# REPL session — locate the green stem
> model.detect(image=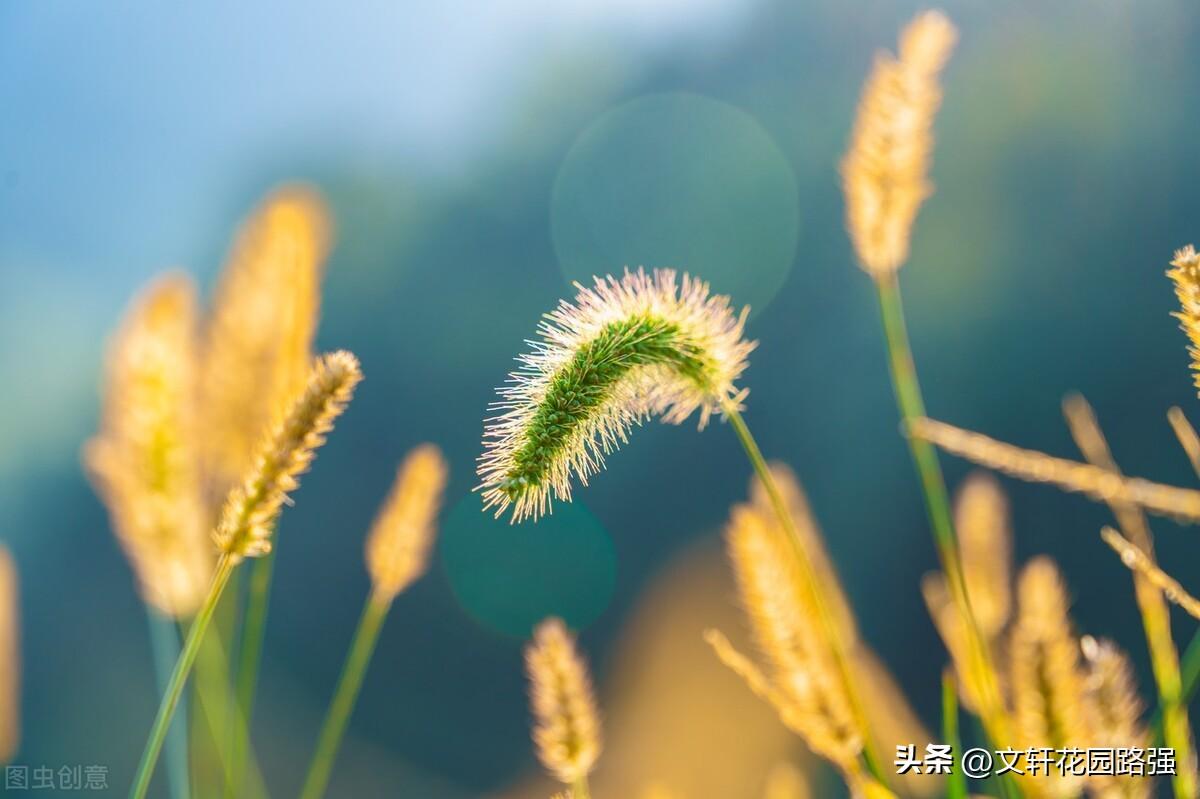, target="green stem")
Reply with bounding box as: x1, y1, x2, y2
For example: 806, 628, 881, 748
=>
298, 590, 391, 799
723, 402, 889, 788
942, 670, 967, 799
1150, 626, 1200, 746
146, 611, 189, 799
131, 556, 236, 799
571, 775, 592, 799
227, 552, 276, 798
874, 275, 1014, 756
